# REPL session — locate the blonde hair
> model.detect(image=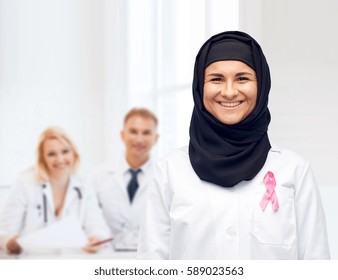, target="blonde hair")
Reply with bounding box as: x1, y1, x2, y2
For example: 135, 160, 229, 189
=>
35, 126, 80, 182
124, 108, 158, 127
